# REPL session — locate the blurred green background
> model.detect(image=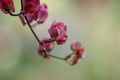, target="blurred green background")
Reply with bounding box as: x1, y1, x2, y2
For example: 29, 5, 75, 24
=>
0, 0, 120, 80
